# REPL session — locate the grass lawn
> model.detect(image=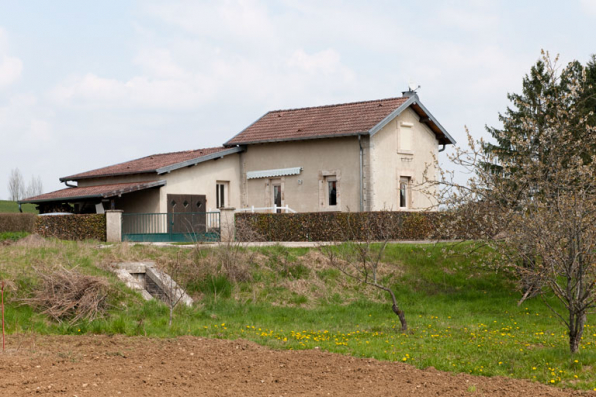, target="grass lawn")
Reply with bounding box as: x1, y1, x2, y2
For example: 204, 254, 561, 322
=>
0, 200, 38, 214
0, 240, 595, 390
